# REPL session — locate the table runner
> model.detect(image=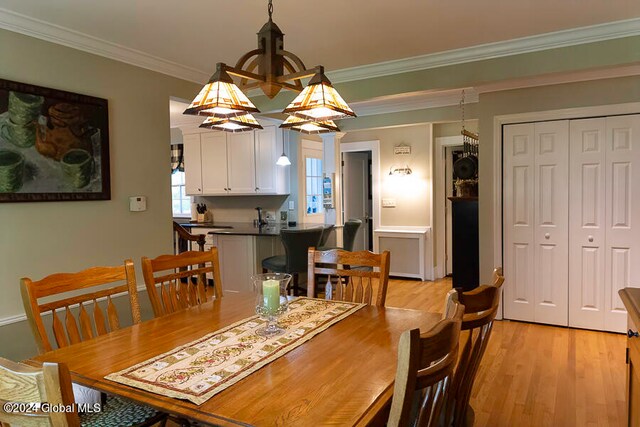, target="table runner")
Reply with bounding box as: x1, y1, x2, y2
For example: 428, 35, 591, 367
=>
105, 297, 364, 405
